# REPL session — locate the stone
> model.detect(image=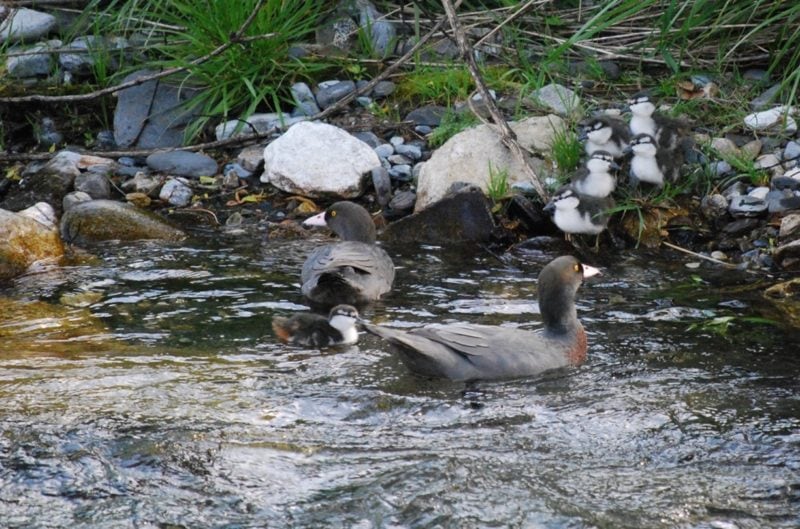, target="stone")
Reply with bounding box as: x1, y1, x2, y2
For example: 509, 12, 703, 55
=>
58, 35, 102, 76
386, 190, 416, 219
372, 80, 396, 98
755, 153, 783, 178
710, 160, 733, 176
728, 195, 768, 217
740, 139, 762, 160
121, 171, 162, 196
214, 113, 305, 141
405, 105, 446, 127
394, 143, 423, 160
374, 143, 394, 158
767, 189, 800, 213
750, 83, 782, 111
352, 131, 382, 148
388, 164, 412, 181
236, 144, 266, 173
290, 82, 320, 116
414, 115, 562, 211
0, 203, 64, 280
356, 96, 373, 107
315, 80, 356, 109
113, 70, 202, 149
710, 137, 739, 157
722, 218, 760, 236
359, 1, 395, 57
764, 278, 800, 326
506, 194, 550, 233
783, 141, 800, 163
528, 83, 580, 117
6, 41, 54, 77
382, 186, 495, 244
158, 178, 194, 207
779, 213, 800, 240
63, 191, 92, 212
60, 199, 185, 245
0, 8, 56, 43
260, 121, 380, 198
146, 151, 217, 178
748, 186, 769, 200
772, 176, 800, 191
371, 167, 392, 207
74, 170, 111, 199
700, 193, 728, 220
743, 105, 797, 133
774, 239, 800, 270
